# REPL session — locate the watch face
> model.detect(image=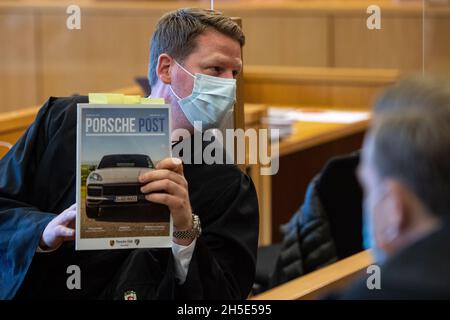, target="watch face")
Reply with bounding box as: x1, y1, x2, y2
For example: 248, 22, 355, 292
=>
193, 215, 201, 236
